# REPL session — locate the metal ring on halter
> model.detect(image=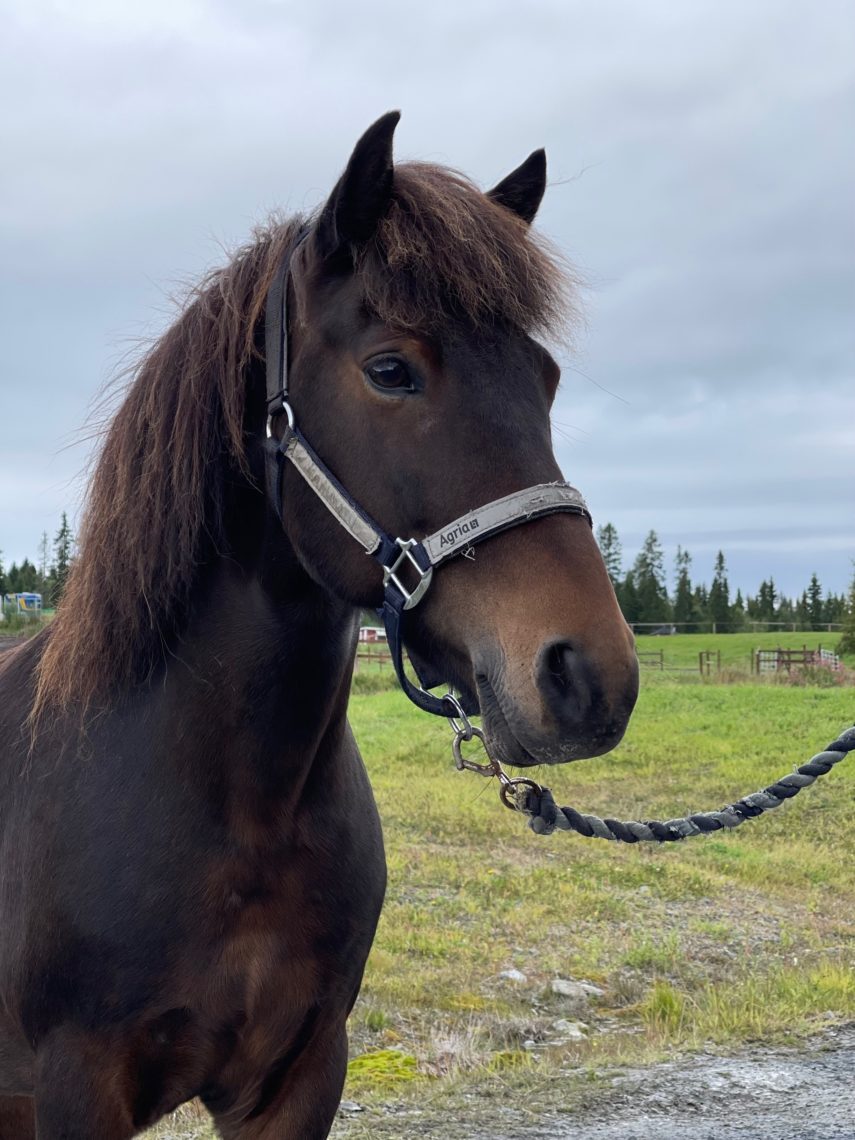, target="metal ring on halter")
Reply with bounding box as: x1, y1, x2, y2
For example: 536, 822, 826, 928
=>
265, 400, 295, 438
499, 777, 543, 812
443, 691, 474, 741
